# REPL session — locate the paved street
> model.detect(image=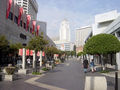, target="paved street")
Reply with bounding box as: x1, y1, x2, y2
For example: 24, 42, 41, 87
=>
0, 58, 85, 90
0, 58, 120, 90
